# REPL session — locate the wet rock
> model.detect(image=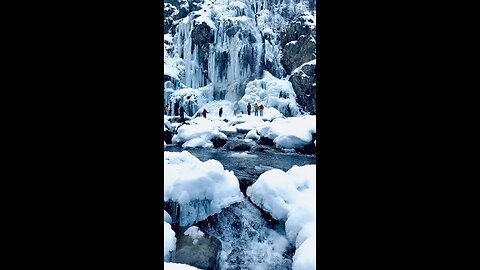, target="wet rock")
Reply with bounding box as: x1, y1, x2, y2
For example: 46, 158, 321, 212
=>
258, 136, 275, 146
211, 137, 227, 148
224, 140, 256, 151
174, 229, 222, 270
164, 130, 174, 144
238, 178, 256, 194
295, 142, 316, 155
